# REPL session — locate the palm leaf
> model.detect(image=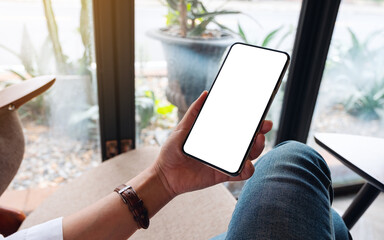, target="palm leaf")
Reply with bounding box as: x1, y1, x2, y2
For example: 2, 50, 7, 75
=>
237, 23, 248, 43
348, 28, 360, 49
347, 28, 362, 59
187, 17, 214, 37
212, 20, 237, 35
191, 10, 240, 19
261, 26, 282, 47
